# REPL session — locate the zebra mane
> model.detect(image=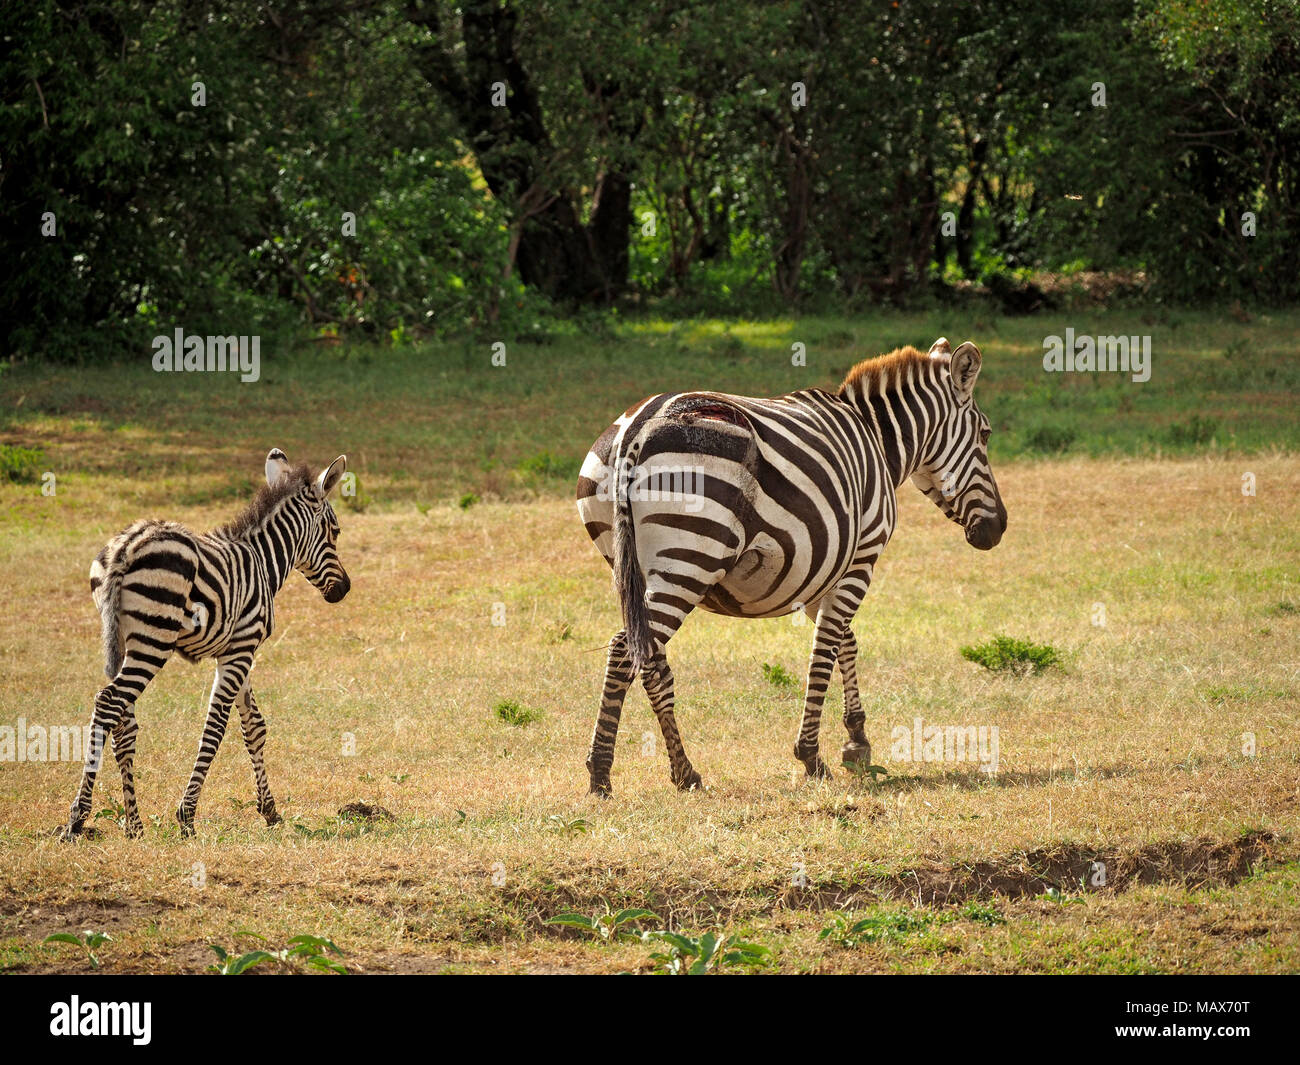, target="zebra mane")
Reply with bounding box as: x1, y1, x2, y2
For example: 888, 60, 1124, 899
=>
837, 345, 934, 397
215, 462, 316, 541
